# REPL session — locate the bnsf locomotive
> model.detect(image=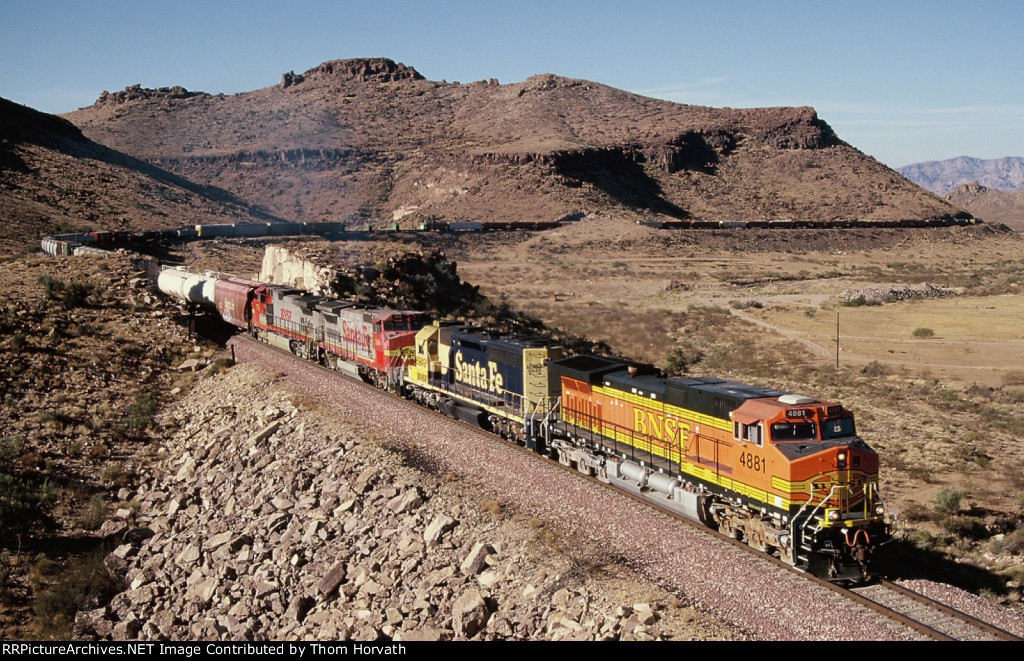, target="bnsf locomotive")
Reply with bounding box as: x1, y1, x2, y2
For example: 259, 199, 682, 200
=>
158, 266, 891, 581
